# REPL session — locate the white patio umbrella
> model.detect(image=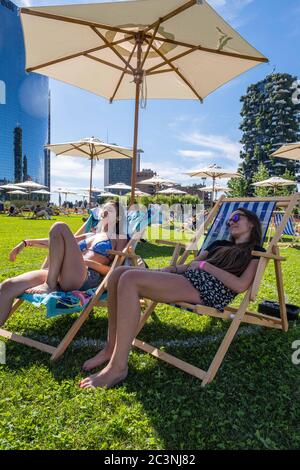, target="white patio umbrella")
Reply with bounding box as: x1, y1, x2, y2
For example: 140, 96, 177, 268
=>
16, 181, 47, 190
105, 182, 132, 195
53, 188, 78, 205
157, 187, 187, 195
99, 191, 119, 198
125, 189, 150, 197
20, 0, 268, 204
271, 143, 300, 161
252, 177, 297, 195
0, 184, 24, 191
8, 190, 28, 195
32, 189, 52, 195
46, 137, 133, 206
185, 164, 240, 204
